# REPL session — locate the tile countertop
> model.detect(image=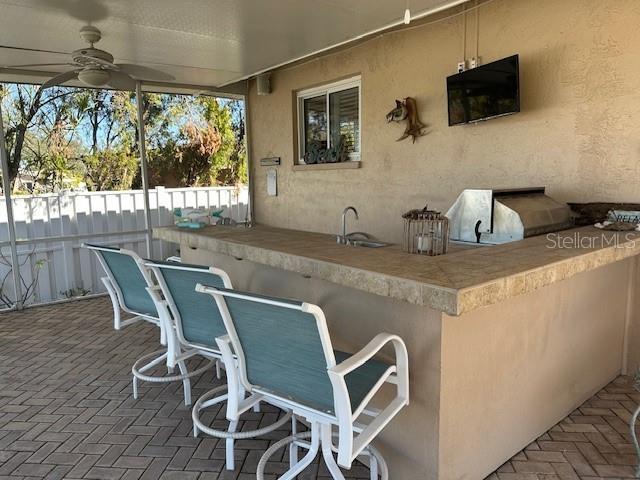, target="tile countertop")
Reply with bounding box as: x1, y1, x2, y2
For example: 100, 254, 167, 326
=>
153, 225, 640, 316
